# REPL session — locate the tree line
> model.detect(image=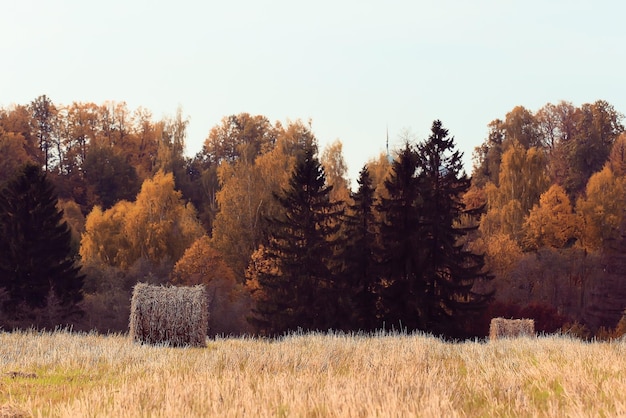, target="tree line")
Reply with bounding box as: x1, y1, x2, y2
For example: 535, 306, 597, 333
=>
471, 100, 626, 335
1, 96, 625, 338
